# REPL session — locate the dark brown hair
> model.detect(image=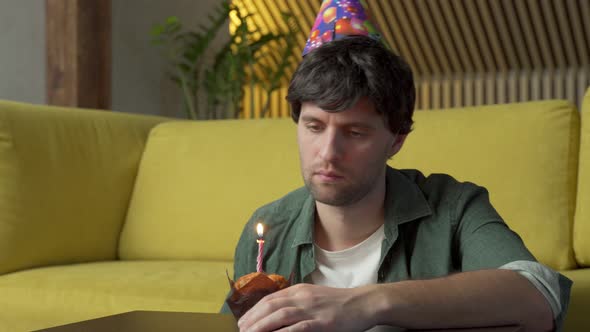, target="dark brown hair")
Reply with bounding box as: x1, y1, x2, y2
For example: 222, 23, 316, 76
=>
287, 36, 415, 135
